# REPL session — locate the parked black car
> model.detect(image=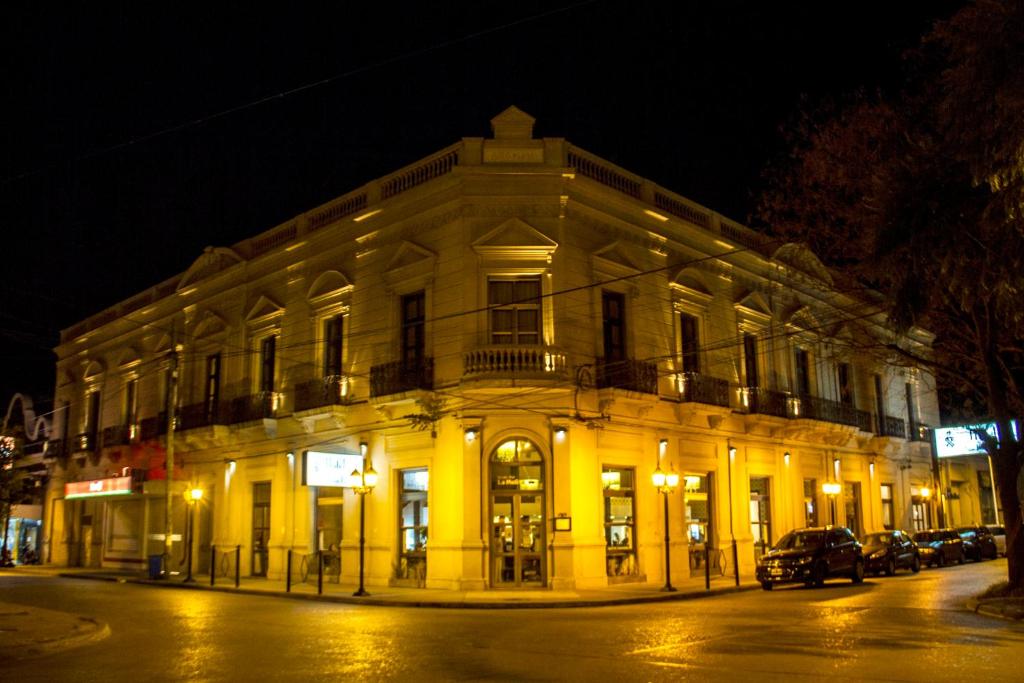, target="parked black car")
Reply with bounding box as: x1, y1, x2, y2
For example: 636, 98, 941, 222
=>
861, 530, 921, 576
957, 525, 998, 561
756, 526, 864, 590
912, 529, 965, 567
